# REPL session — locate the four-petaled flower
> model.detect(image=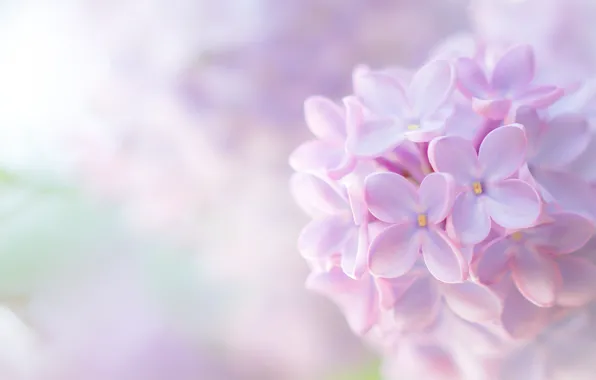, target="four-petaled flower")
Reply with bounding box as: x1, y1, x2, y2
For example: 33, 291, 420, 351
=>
457, 45, 563, 120
365, 172, 467, 283
345, 60, 455, 157
429, 124, 541, 245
